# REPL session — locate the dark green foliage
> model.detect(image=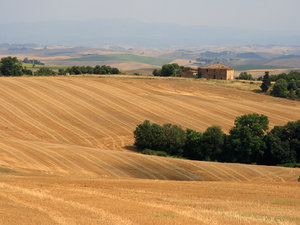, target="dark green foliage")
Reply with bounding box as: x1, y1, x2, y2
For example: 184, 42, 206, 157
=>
0, 57, 23, 76
258, 71, 300, 100
141, 149, 168, 157
184, 129, 203, 159
162, 124, 186, 155
152, 69, 161, 76
153, 63, 184, 77
260, 71, 271, 92
133, 116, 298, 166
35, 67, 57, 76
58, 69, 66, 75
264, 120, 300, 165
271, 78, 288, 98
228, 113, 269, 164
134, 120, 165, 151
236, 72, 254, 81
22, 68, 33, 75
202, 126, 225, 161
